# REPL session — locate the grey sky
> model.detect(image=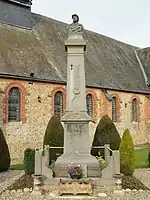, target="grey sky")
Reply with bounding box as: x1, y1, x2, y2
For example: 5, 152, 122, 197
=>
32, 0, 150, 48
